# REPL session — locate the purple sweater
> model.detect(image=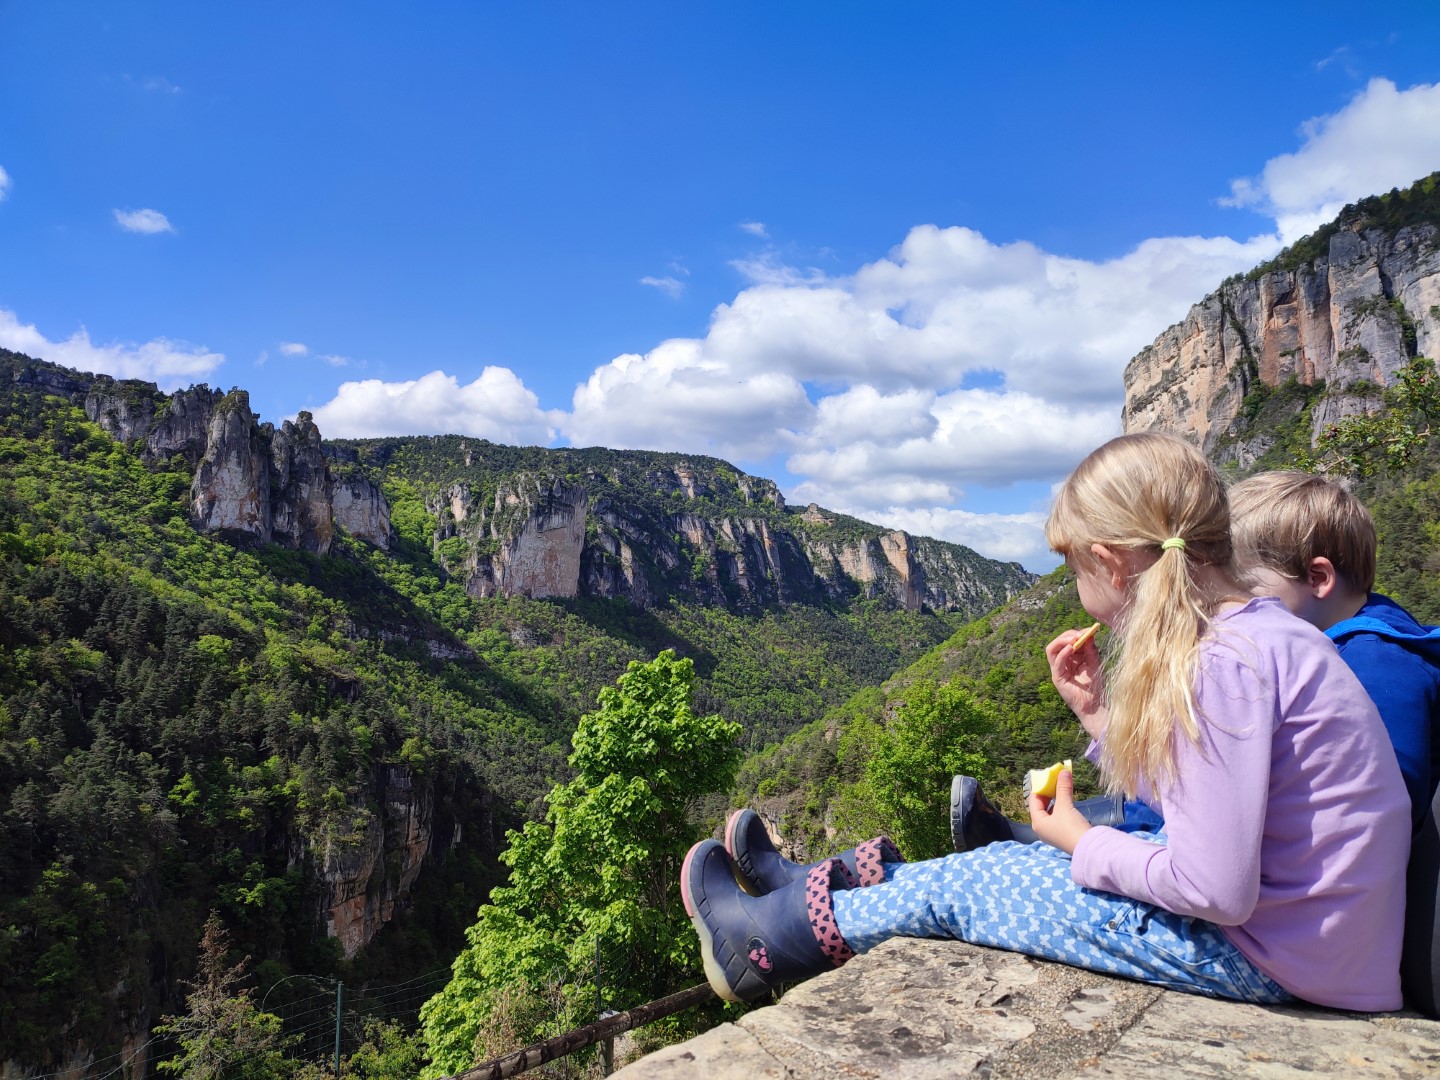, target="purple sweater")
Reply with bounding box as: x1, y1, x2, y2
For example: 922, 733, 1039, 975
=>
1071, 597, 1411, 1011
